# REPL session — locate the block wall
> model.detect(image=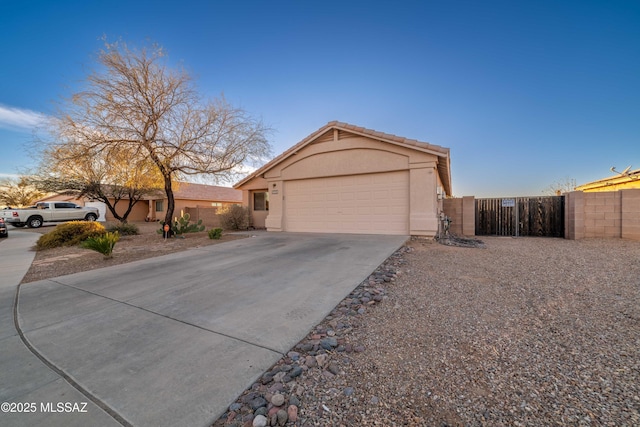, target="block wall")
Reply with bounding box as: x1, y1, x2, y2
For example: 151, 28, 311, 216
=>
442, 196, 475, 236
621, 189, 640, 240
565, 189, 640, 241
443, 198, 463, 235
185, 206, 222, 228
583, 192, 621, 238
